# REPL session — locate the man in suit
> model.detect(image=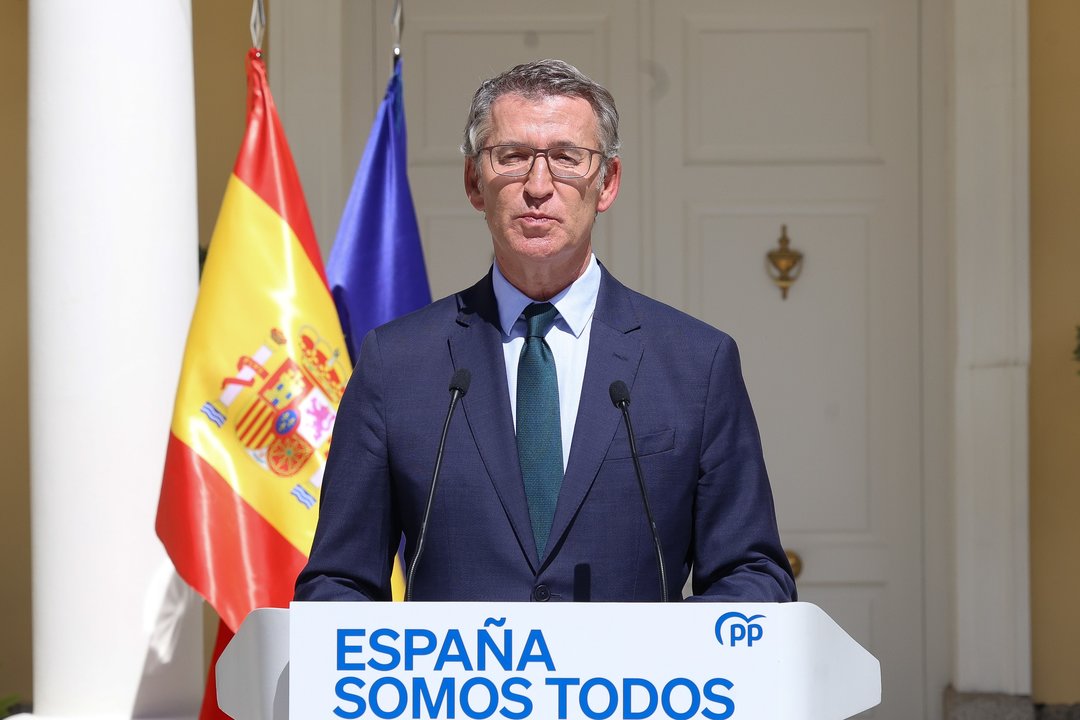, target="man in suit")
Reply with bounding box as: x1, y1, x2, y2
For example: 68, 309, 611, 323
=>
295, 59, 795, 603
